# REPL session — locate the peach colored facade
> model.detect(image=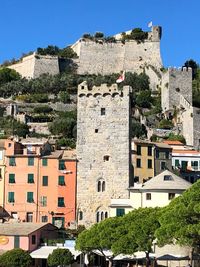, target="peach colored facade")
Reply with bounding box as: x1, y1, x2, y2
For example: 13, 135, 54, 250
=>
4, 139, 77, 228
